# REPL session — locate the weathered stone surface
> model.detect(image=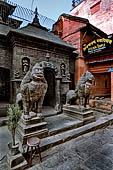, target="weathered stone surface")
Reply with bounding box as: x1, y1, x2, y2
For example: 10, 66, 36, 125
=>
66, 71, 94, 108
28, 123, 113, 170
16, 114, 48, 145
1, 112, 113, 170
17, 63, 48, 118
7, 152, 27, 169
63, 104, 96, 125
45, 114, 82, 135
39, 114, 113, 152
